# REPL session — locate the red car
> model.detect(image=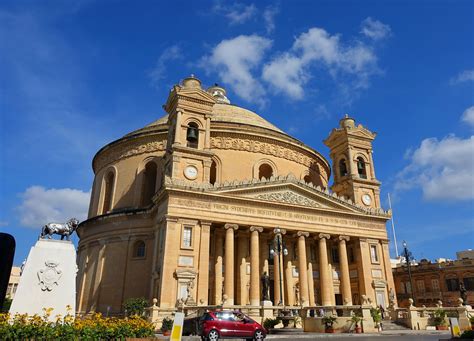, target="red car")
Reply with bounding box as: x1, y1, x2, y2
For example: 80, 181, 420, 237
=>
199, 310, 267, 340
